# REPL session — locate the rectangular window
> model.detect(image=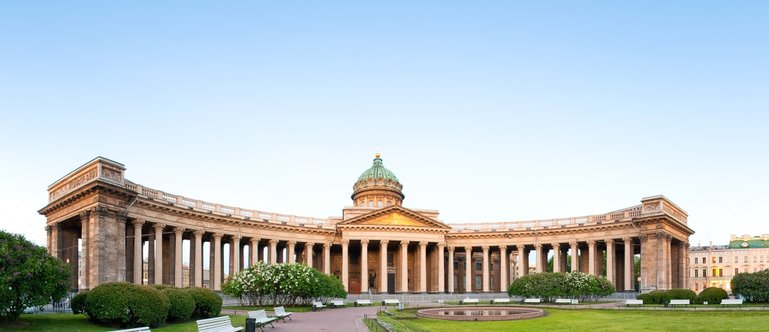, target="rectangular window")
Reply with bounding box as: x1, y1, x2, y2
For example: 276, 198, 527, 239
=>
694, 257, 698, 264
712, 256, 716, 264
712, 268, 717, 277
694, 270, 698, 278
475, 276, 481, 289
703, 269, 707, 277
475, 261, 482, 271
745, 256, 748, 263
719, 256, 723, 263
734, 256, 738, 263
761, 256, 765, 263
719, 268, 723, 277
754, 256, 758, 263
735, 268, 739, 275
